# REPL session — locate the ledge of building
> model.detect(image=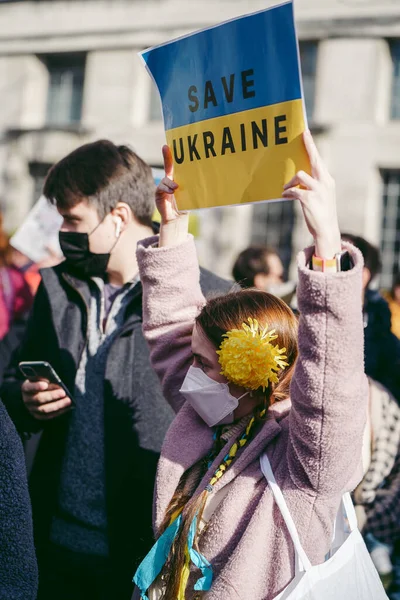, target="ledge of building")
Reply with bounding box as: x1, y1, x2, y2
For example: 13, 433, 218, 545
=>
2, 125, 93, 164
4, 124, 91, 138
